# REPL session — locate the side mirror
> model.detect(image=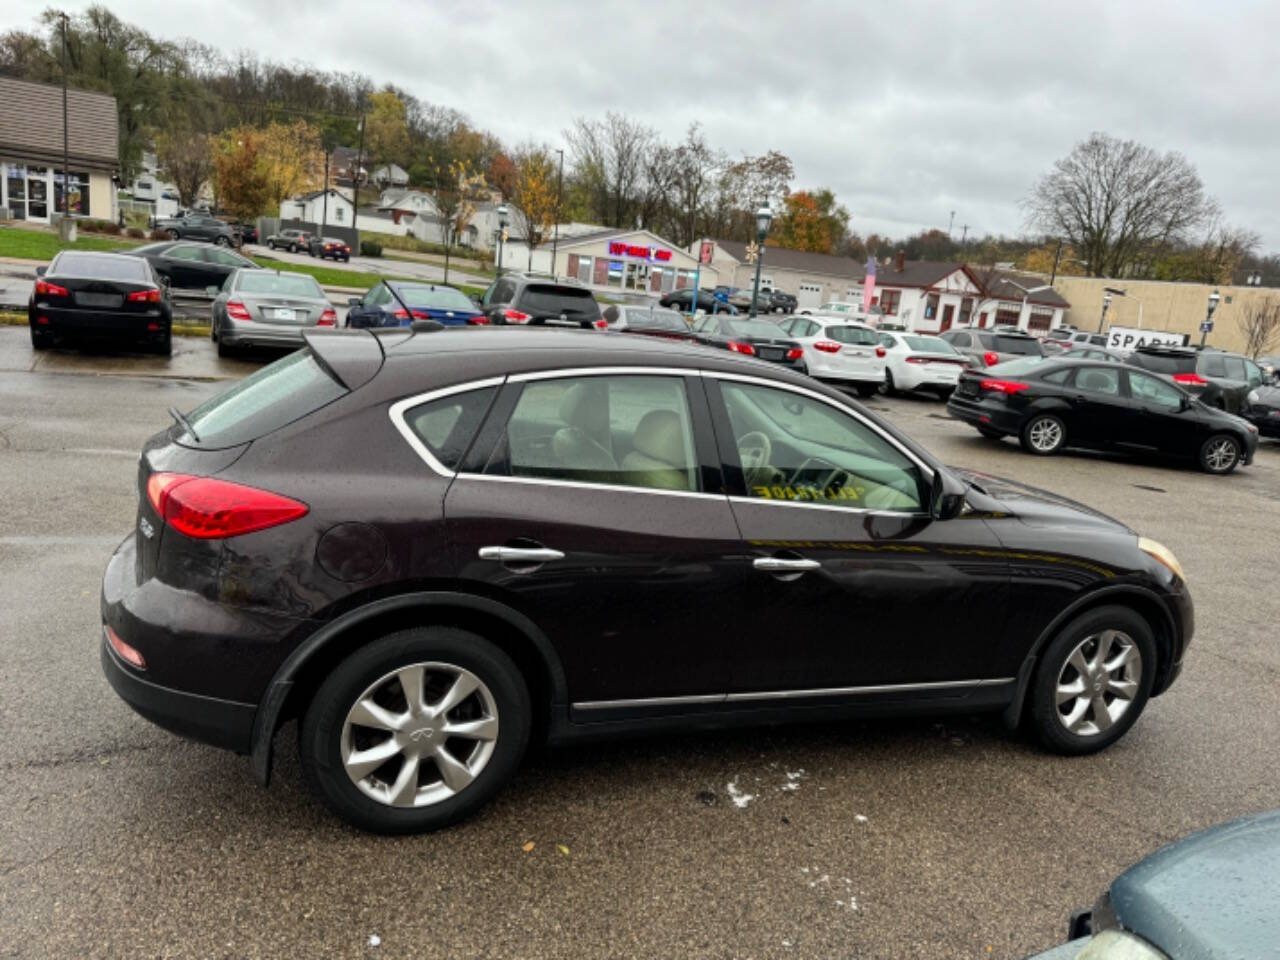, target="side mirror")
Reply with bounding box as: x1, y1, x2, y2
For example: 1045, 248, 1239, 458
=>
347, 297, 362, 307
35, 266, 46, 277
470, 294, 482, 305
158, 275, 170, 286
929, 469, 967, 521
